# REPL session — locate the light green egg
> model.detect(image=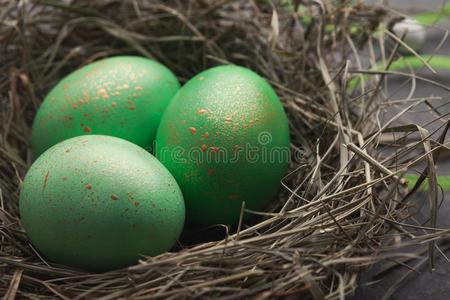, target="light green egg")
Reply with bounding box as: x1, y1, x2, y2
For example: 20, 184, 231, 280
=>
31, 56, 180, 158
156, 65, 290, 225
20, 135, 185, 271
